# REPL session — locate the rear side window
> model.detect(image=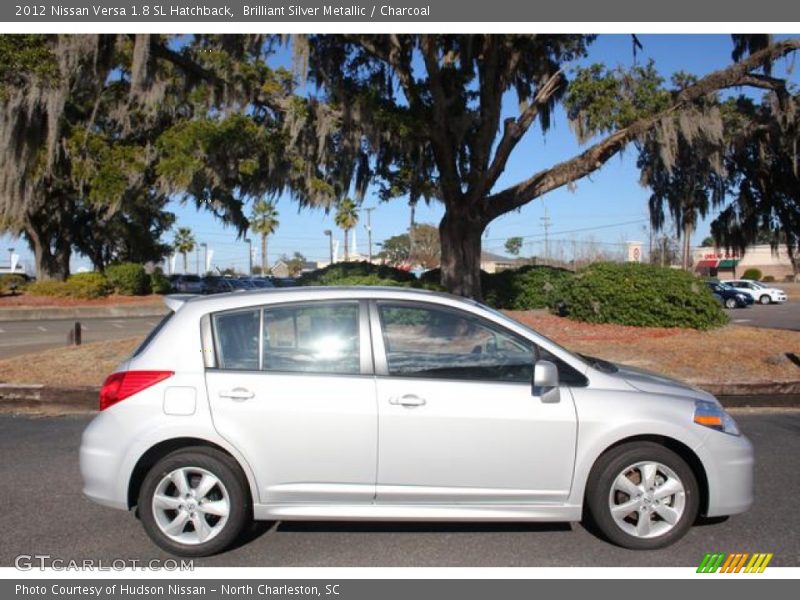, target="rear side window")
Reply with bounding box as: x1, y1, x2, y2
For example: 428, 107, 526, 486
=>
213, 310, 260, 370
